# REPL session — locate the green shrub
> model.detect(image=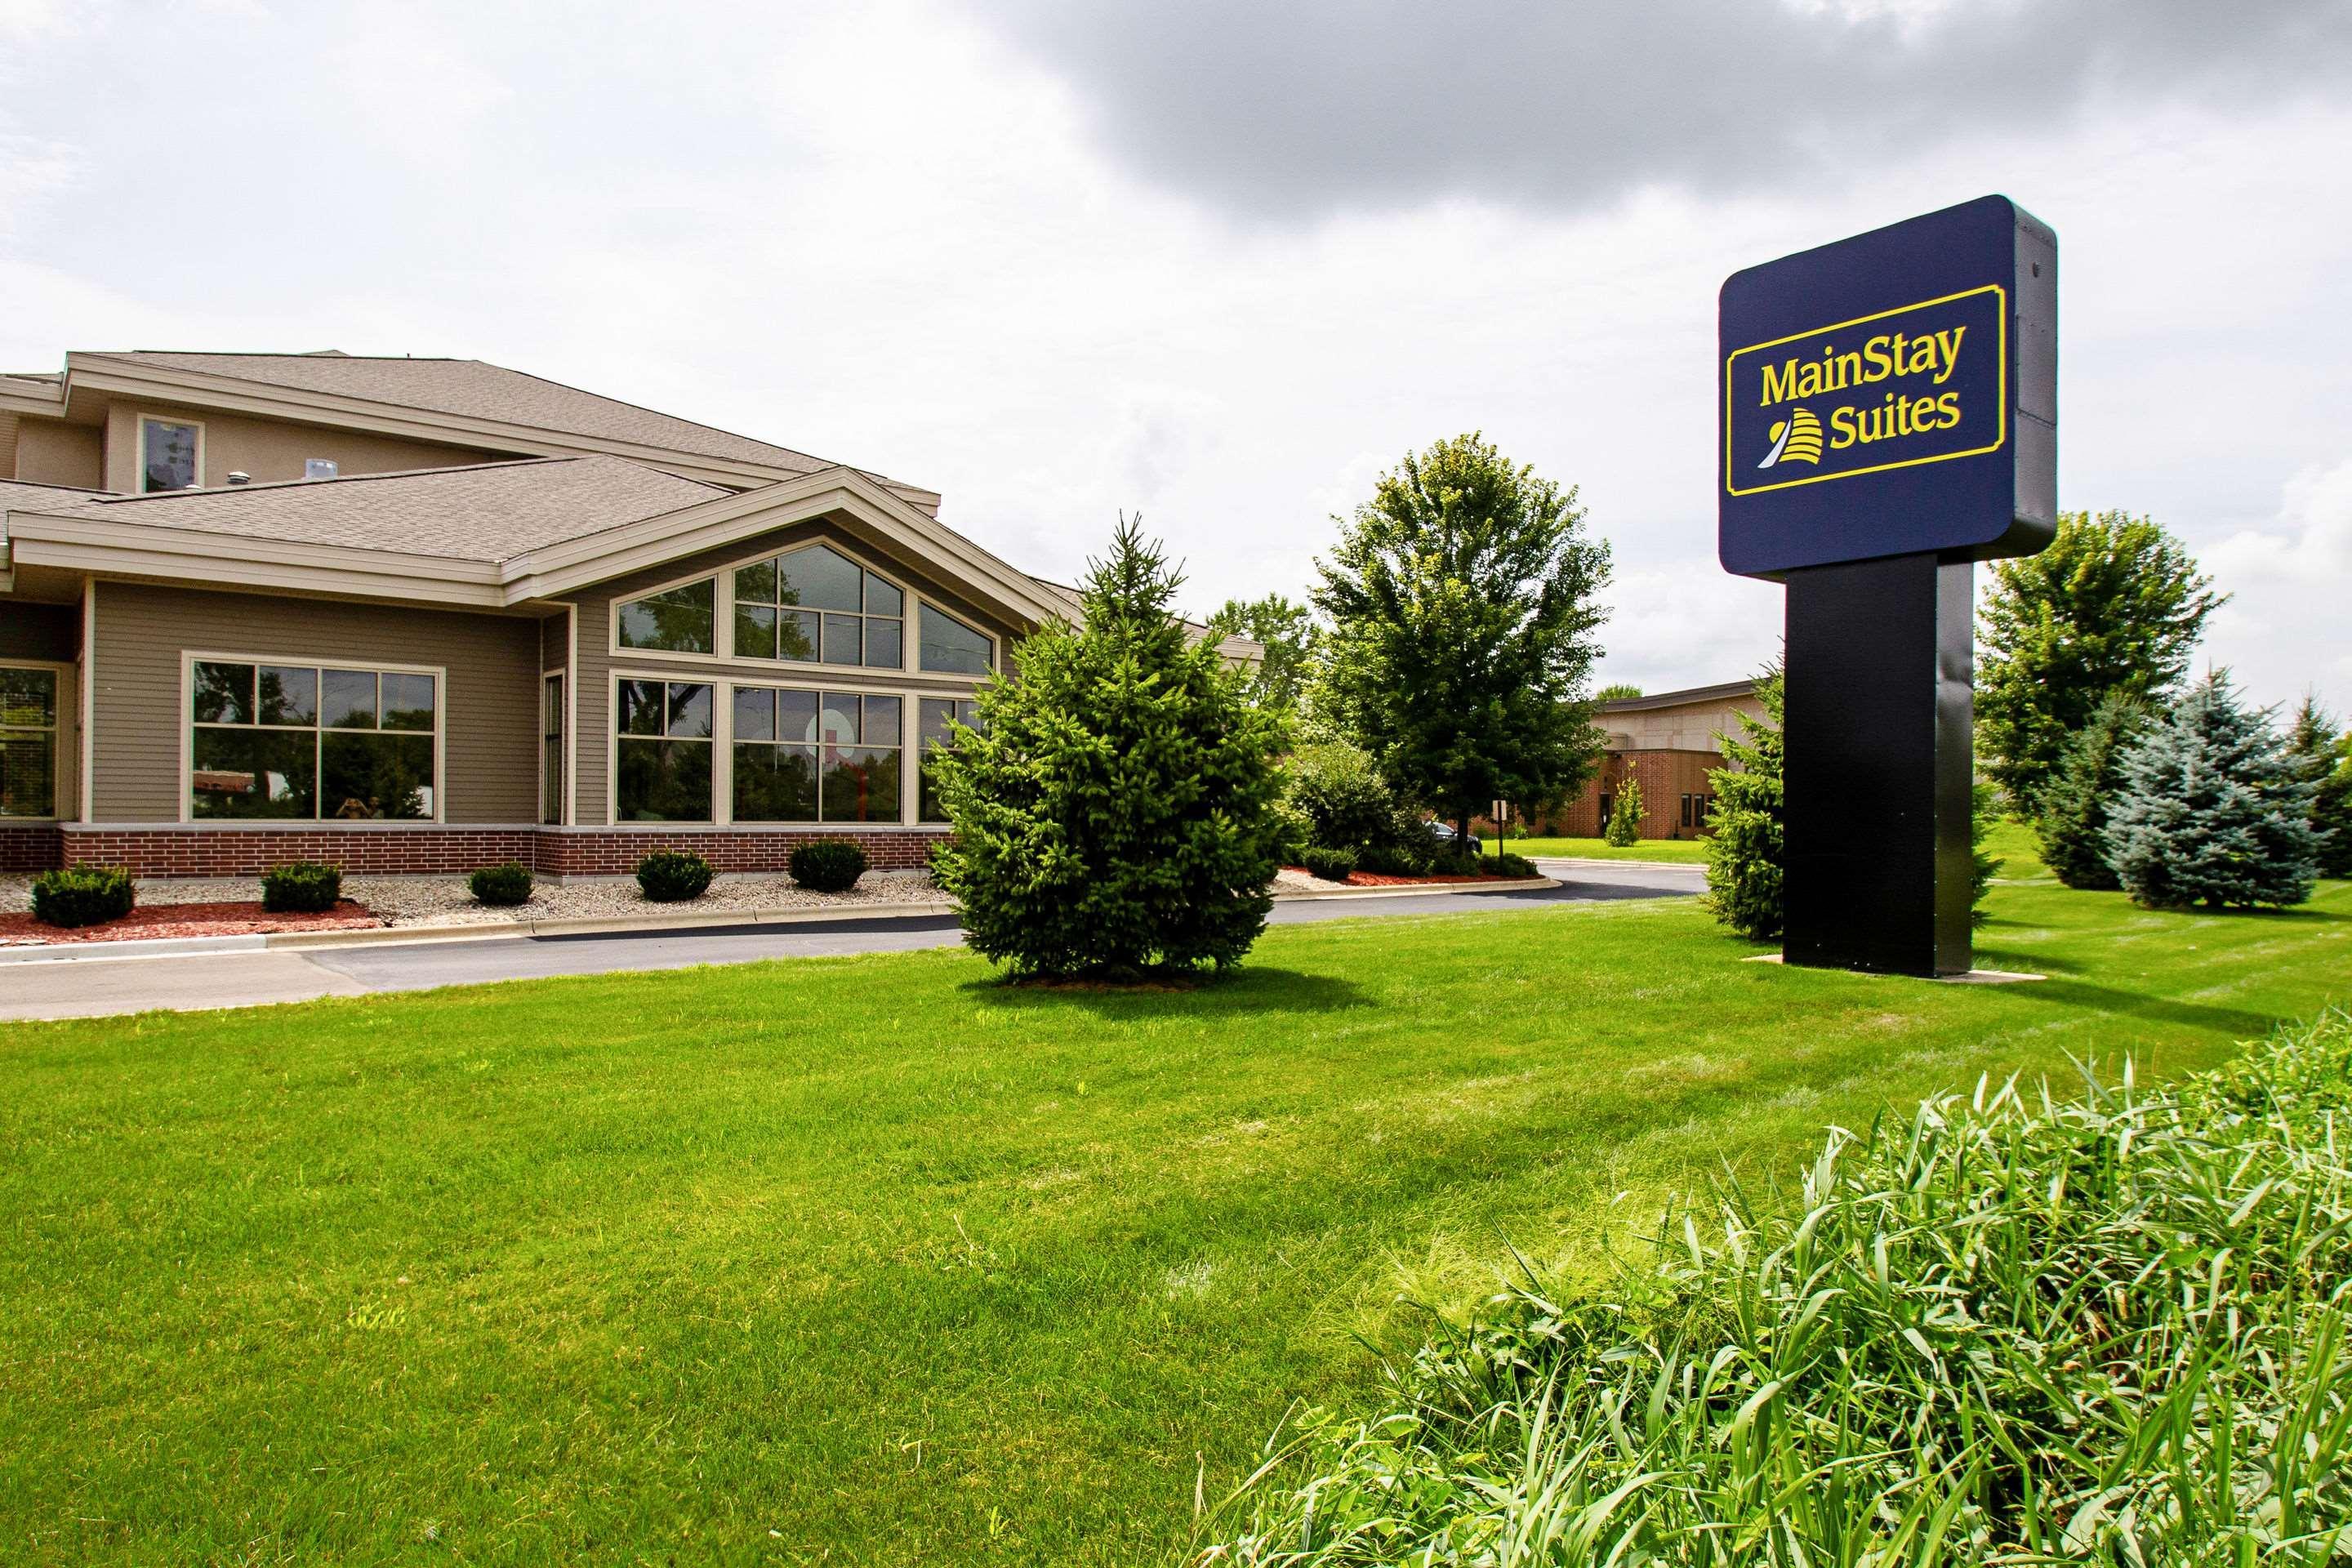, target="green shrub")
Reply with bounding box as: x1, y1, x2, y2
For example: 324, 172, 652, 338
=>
1204, 1012, 2352, 1563
929, 519, 1290, 980
29, 865, 134, 929
1703, 661, 1784, 939
467, 861, 533, 907
1355, 838, 1432, 877
1297, 845, 1357, 883
2036, 690, 2148, 890
635, 849, 715, 903
1603, 774, 1644, 846
788, 840, 867, 893
260, 860, 341, 913
1482, 850, 1537, 878
1285, 742, 1398, 854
